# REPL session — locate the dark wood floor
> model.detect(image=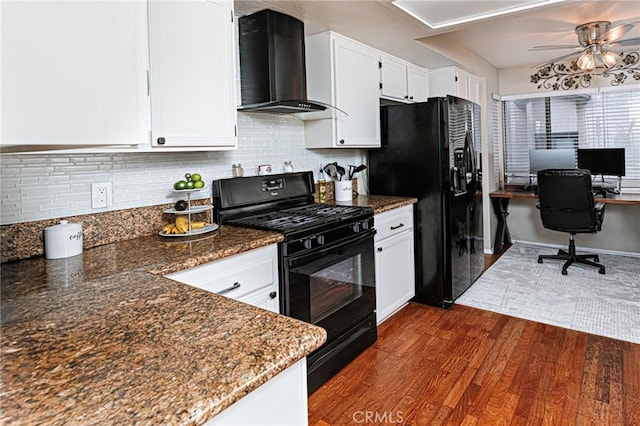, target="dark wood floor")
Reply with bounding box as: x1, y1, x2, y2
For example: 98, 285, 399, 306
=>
308, 252, 640, 425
